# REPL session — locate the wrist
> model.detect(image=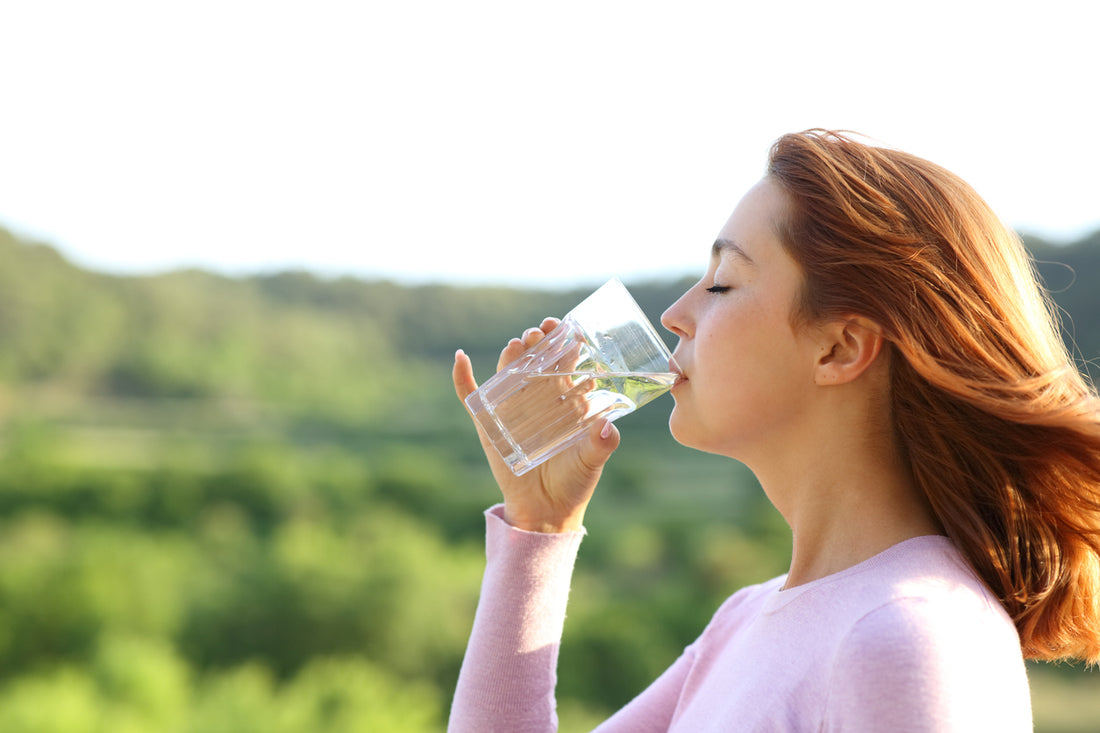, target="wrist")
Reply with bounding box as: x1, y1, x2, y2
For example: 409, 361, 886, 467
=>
502, 504, 586, 534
